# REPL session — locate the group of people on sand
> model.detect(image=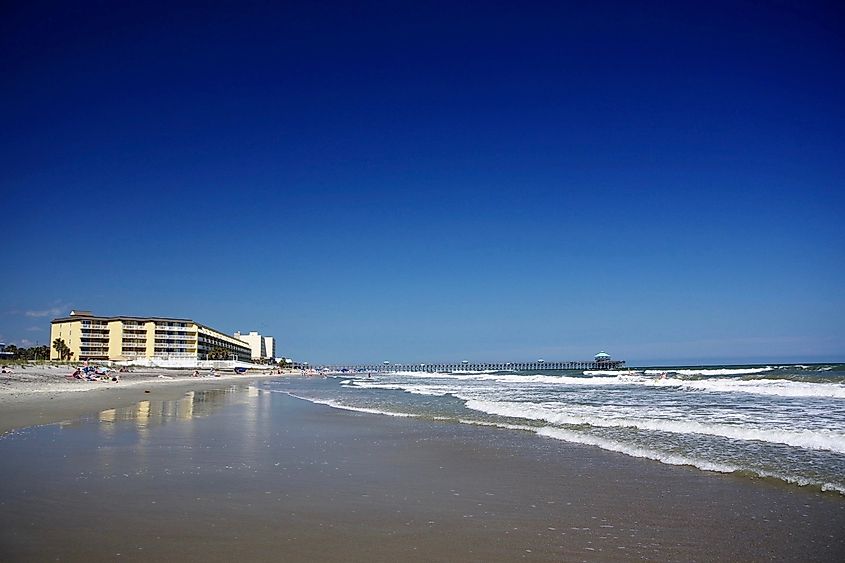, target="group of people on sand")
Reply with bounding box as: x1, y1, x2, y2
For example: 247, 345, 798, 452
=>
68, 365, 120, 382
